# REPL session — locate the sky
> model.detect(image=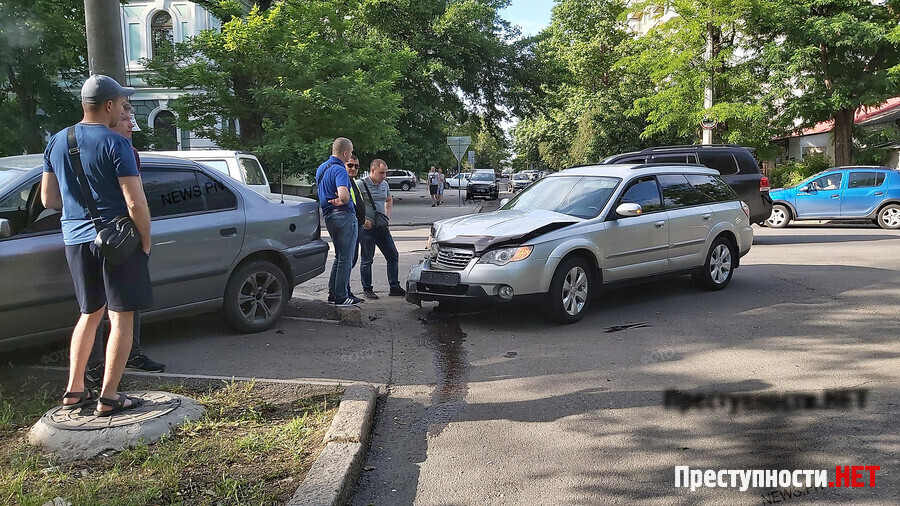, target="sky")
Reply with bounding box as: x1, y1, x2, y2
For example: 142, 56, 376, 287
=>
499, 0, 555, 37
